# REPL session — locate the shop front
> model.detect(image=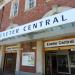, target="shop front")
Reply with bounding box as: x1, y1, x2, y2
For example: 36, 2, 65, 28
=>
0, 8, 75, 75
44, 38, 75, 75
0, 44, 21, 74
